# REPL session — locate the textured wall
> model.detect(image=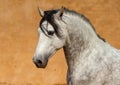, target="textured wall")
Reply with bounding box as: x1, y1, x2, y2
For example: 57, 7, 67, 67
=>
0, 0, 120, 85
